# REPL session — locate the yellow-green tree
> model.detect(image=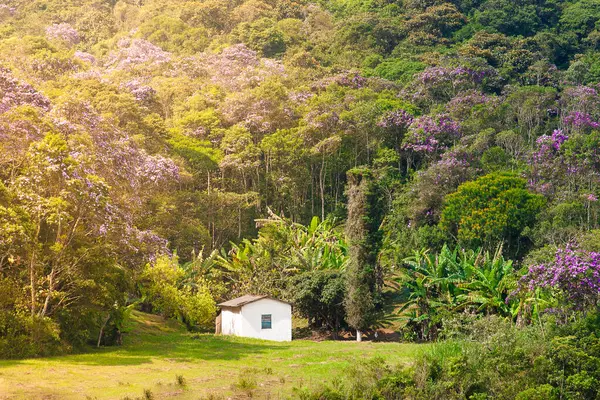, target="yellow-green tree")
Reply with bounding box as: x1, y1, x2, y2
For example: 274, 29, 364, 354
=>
440, 173, 546, 256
